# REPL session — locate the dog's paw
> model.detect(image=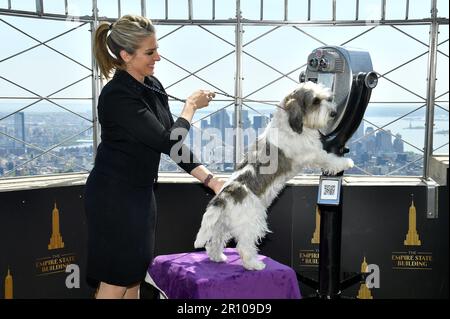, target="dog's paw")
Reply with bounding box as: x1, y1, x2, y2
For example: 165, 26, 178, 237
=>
323, 158, 354, 175
209, 253, 227, 263
344, 158, 354, 169
243, 259, 266, 271
193, 239, 203, 248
